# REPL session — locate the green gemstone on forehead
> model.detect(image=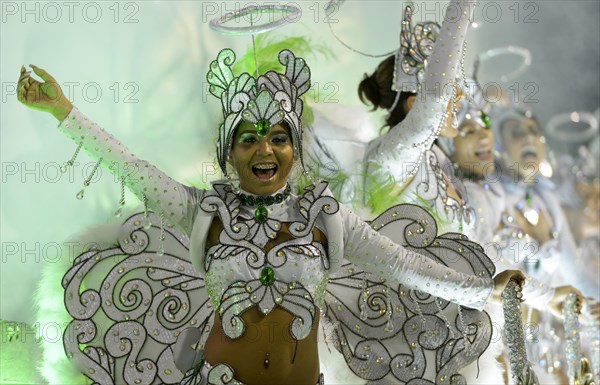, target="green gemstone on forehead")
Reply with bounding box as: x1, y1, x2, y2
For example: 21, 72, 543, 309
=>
525, 191, 532, 205
261, 266, 275, 286
481, 112, 491, 128
255, 206, 268, 223
256, 119, 271, 137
